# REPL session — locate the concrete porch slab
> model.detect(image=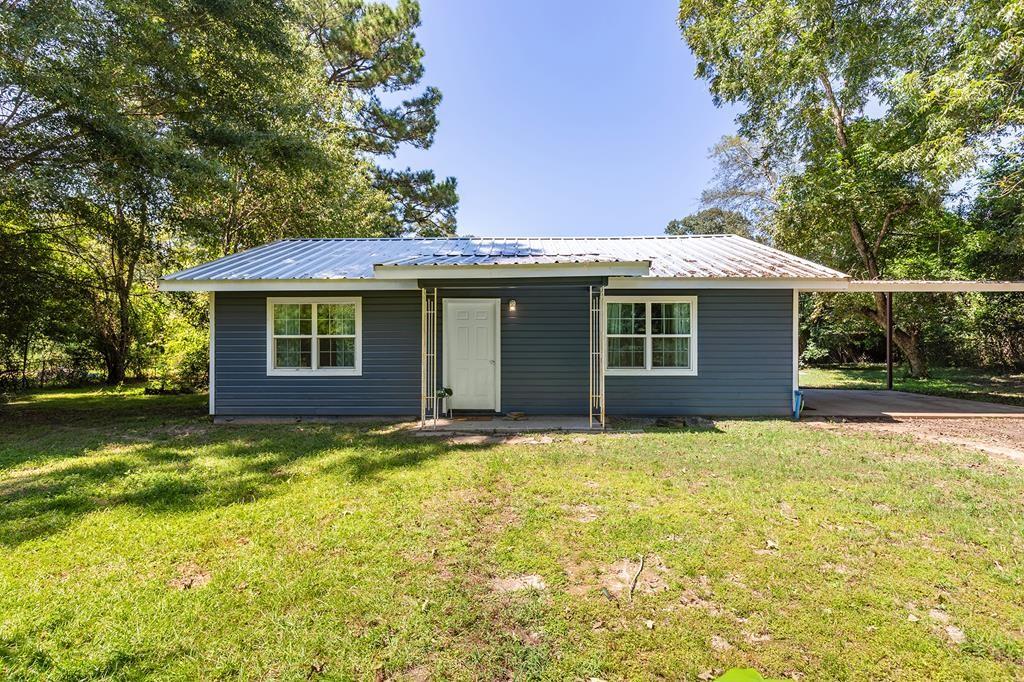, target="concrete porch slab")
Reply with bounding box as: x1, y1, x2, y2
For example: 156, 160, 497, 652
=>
415, 415, 597, 433
801, 389, 1024, 418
